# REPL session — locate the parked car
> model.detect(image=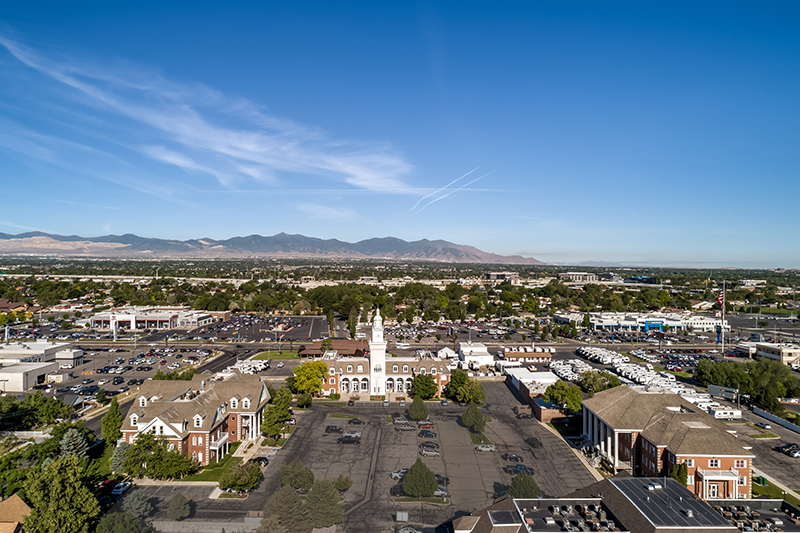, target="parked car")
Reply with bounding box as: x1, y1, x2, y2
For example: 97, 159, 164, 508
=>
418, 430, 437, 439
441, 399, 448, 406
248, 457, 269, 466
390, 468, 409, 480
348, 418, 365, 425
325, 426, 344, 434
503, 464, 535, 475
338, 436, 361, 444
348, 399, 355, 406
396, 424, 416, 432
419, 448, 441, 457
417, 421, 434, 429
383, 399, 389, 407
111, 481, 132, 495
434, 474, 449, 485
419, 441, 439, 449
390, 484, 405, 496
524, 437, 542, 449
475, 444, 496, 452
502, 453, 524, 463
790, 449, 800, 458
755, 422, 772, 430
